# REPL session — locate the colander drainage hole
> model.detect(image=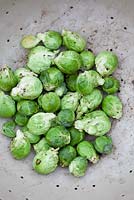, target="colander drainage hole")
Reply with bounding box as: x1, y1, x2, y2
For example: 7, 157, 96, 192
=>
20, 27, 23, 30
129, 170, 133, 173
6, 11, 9, 14
20, 176, 24, 179
8, 190, 12, 193
56, 184, 59, 187
92, 184, 96, 188
7, 39, 10, 43
74, 187, 78, 190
